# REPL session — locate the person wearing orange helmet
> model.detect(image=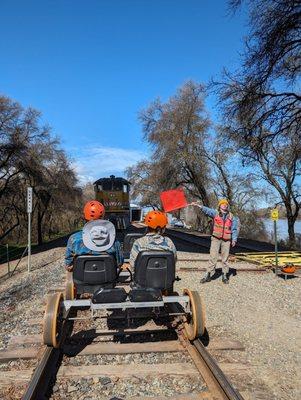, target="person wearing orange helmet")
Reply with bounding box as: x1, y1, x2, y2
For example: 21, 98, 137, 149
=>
190, 199, 240, 284
129, 210, 177, 269
65, 200, 123, 271
83, 200, 105, 221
